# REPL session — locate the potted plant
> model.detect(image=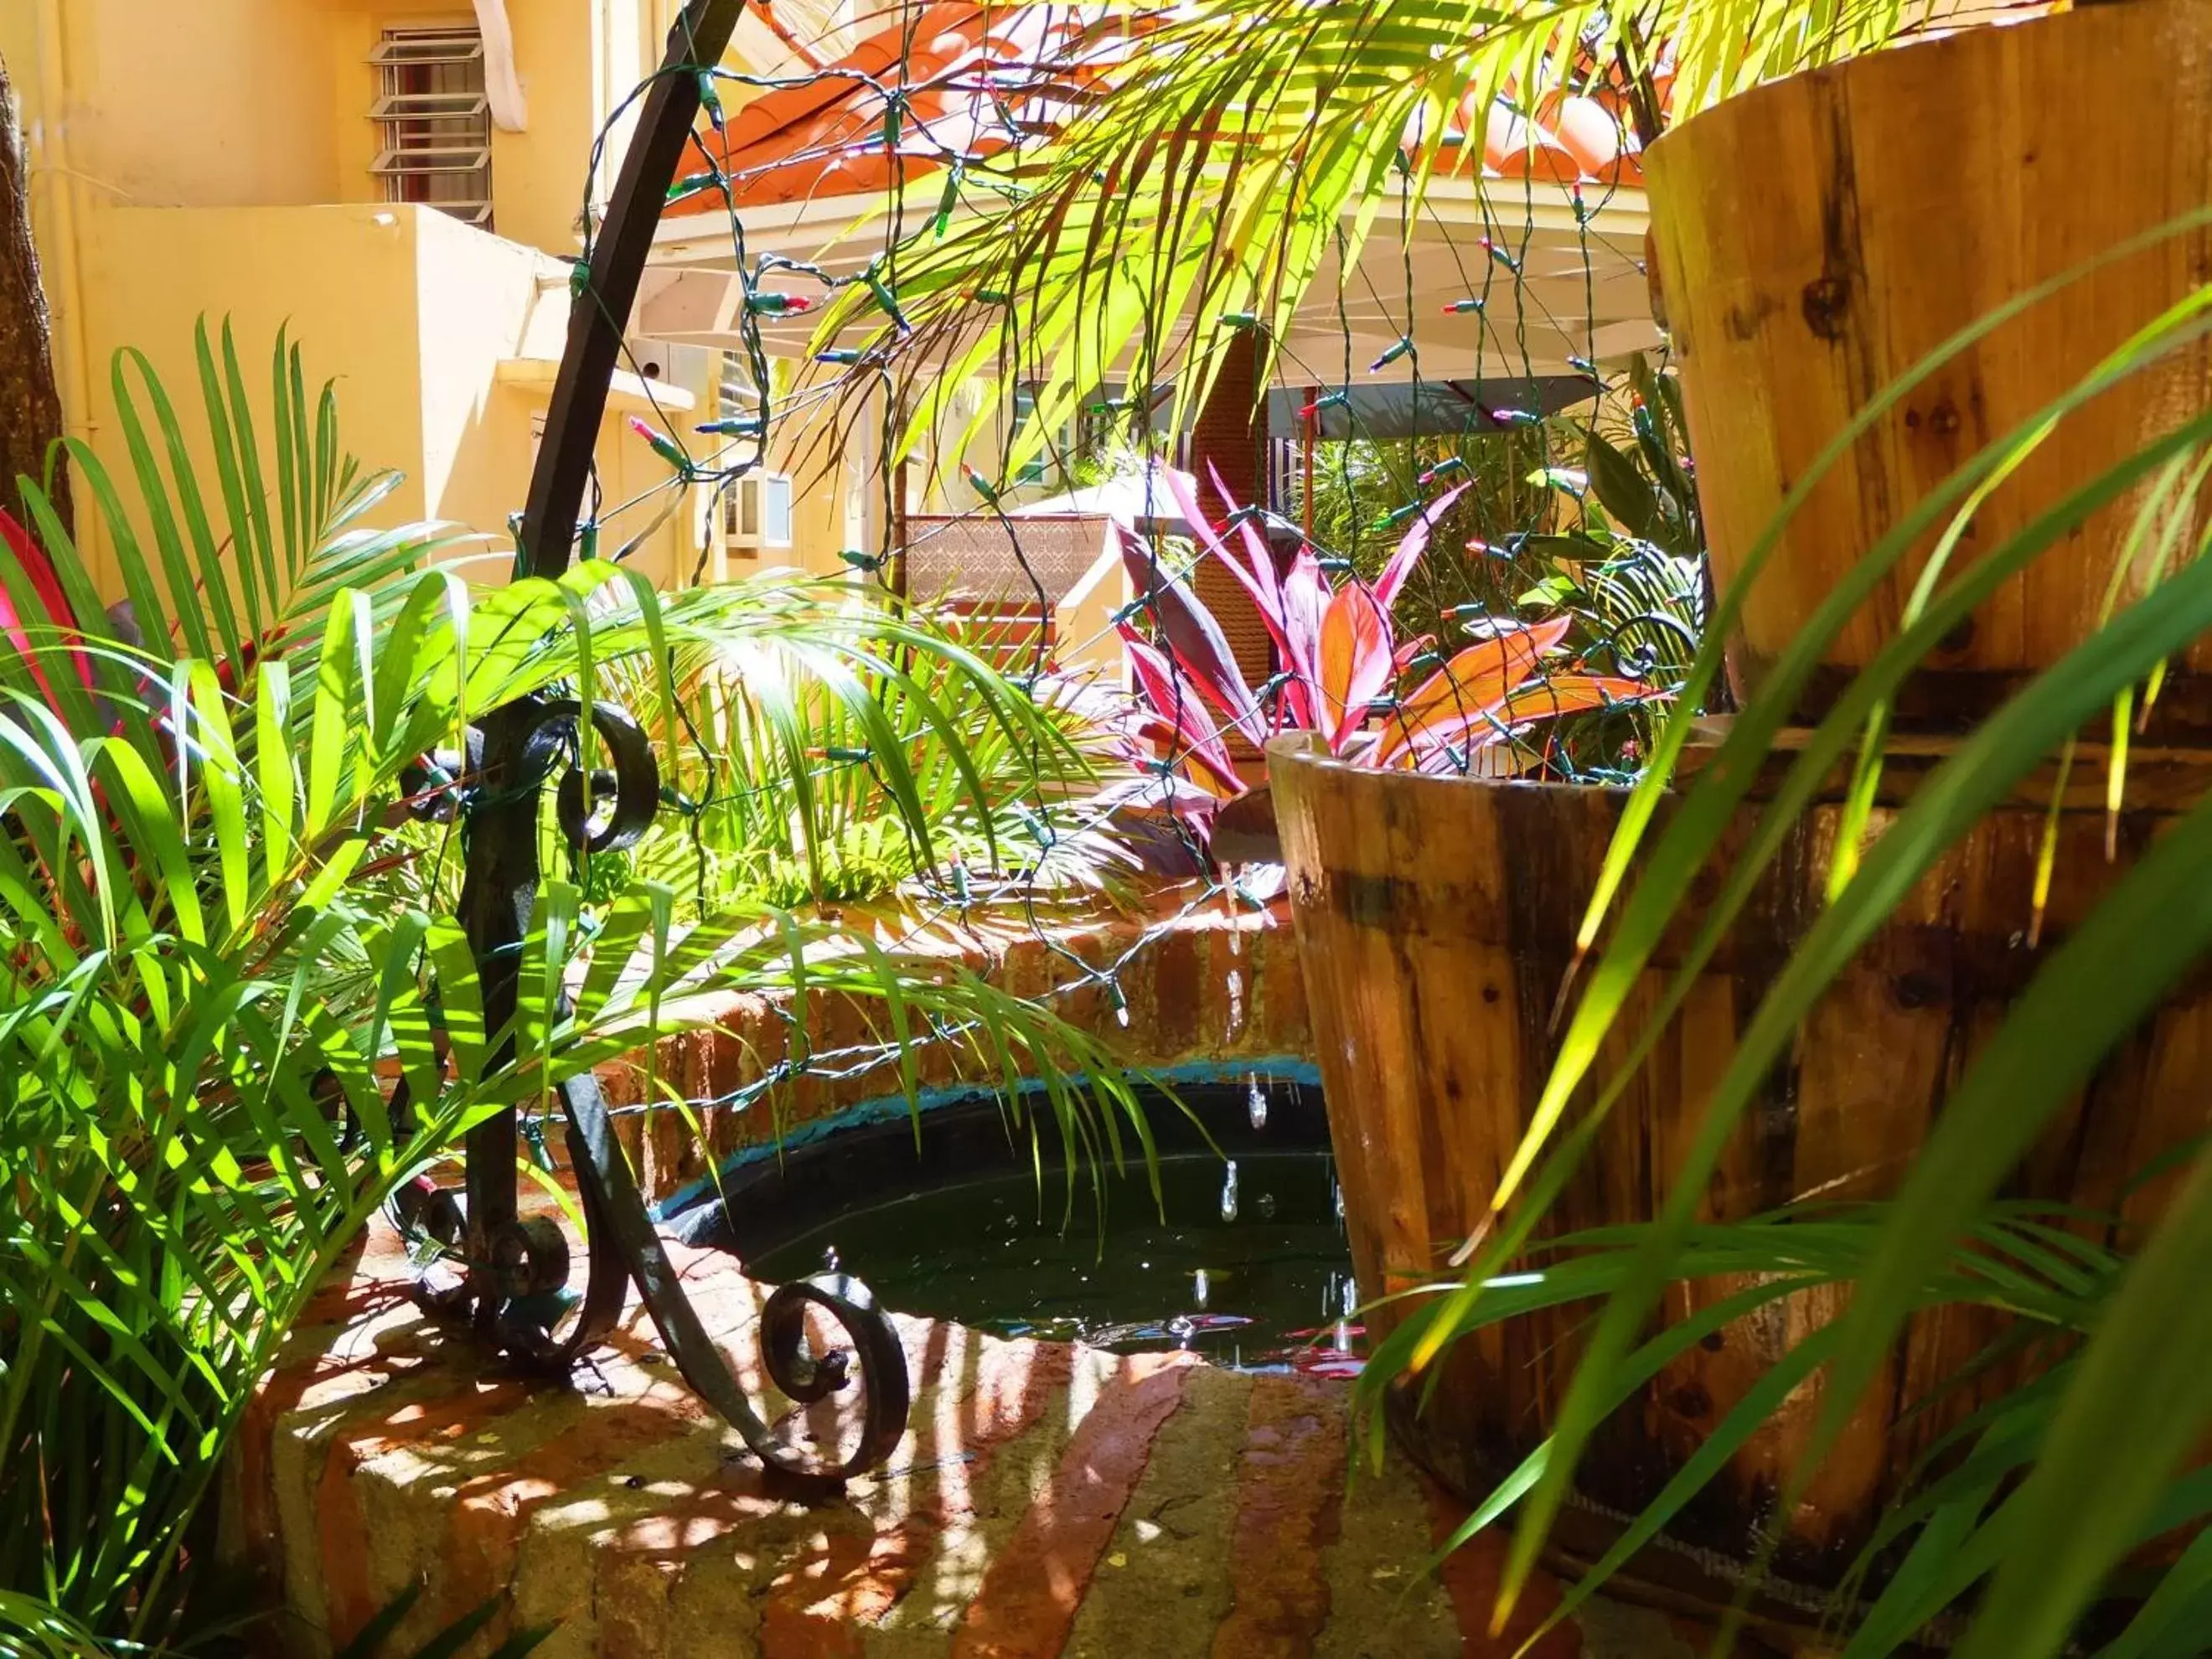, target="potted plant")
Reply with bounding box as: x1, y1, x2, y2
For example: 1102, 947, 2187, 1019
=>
1270, 0, 2212, 1630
